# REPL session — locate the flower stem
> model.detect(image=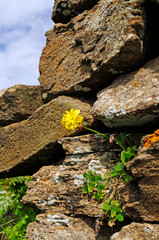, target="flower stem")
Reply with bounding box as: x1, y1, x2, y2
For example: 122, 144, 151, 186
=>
84, 126, 109, 139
